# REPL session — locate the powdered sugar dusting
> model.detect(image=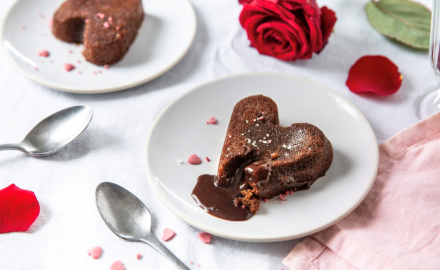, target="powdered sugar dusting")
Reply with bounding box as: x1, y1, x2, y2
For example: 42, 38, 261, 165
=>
281, 129, 306, 151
